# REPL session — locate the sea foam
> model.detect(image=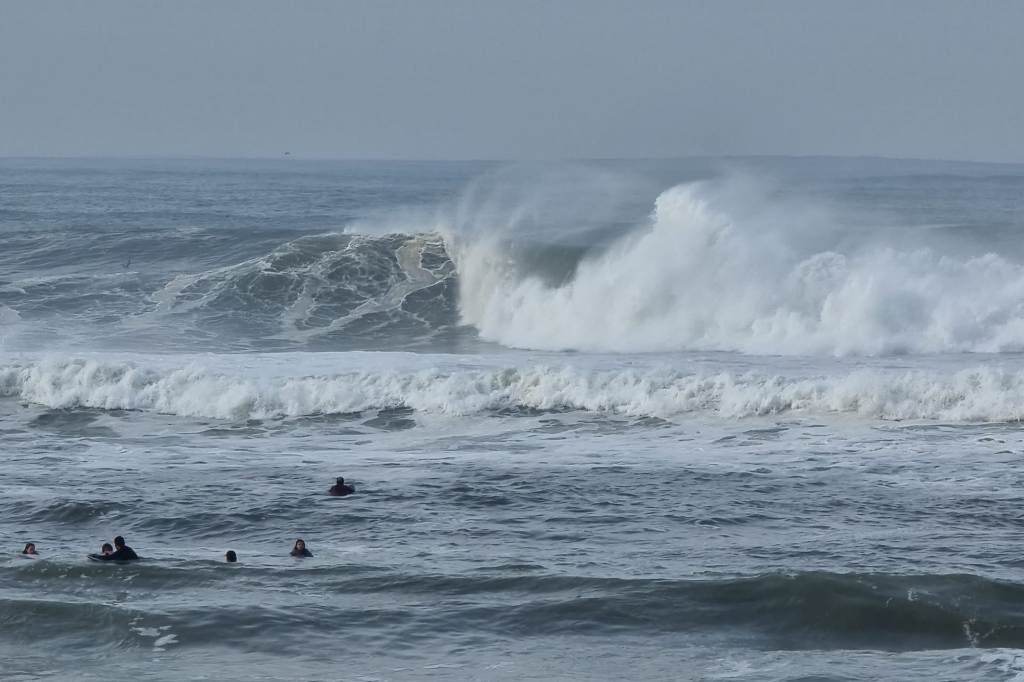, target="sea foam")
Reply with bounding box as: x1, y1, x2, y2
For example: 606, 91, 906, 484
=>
3, 355, 1024, 422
